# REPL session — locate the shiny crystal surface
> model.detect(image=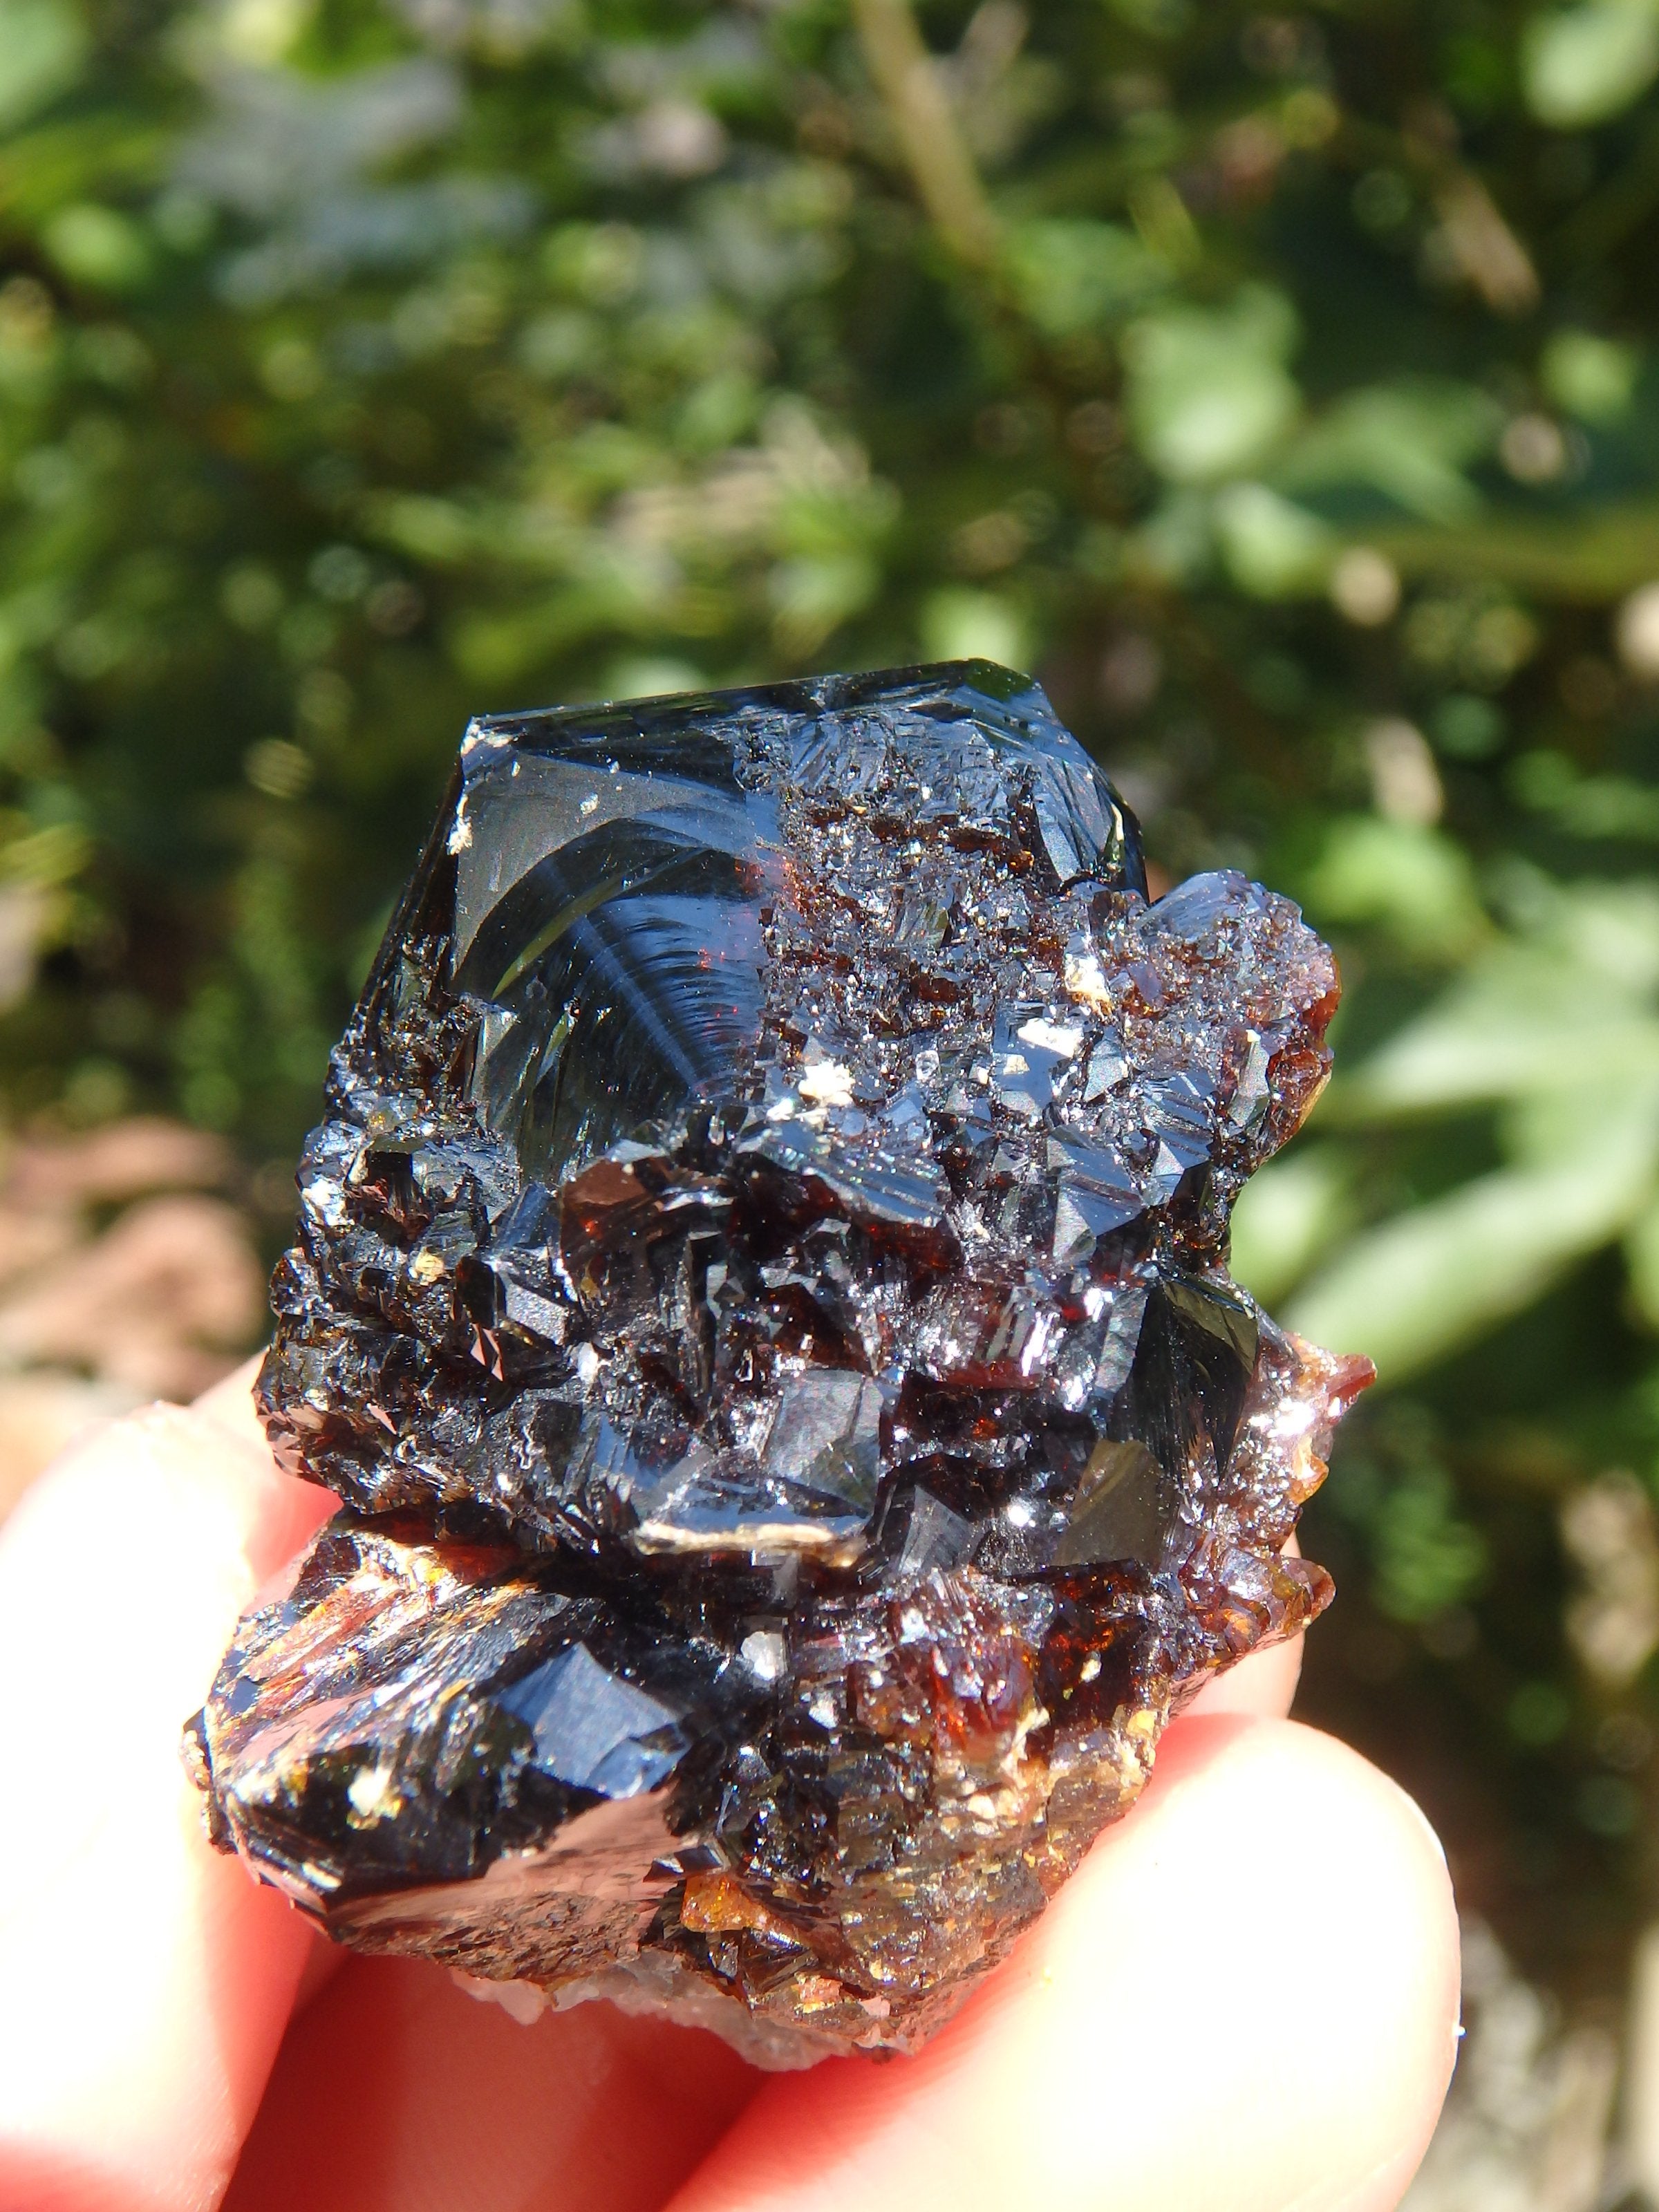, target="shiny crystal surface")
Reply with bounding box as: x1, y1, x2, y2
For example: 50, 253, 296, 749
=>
187, 661, 1371, 2064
